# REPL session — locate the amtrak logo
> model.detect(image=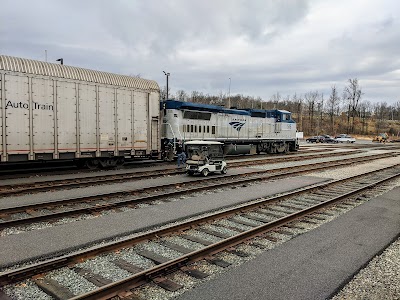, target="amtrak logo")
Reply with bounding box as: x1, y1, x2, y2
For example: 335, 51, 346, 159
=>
229, 121, 246, 131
